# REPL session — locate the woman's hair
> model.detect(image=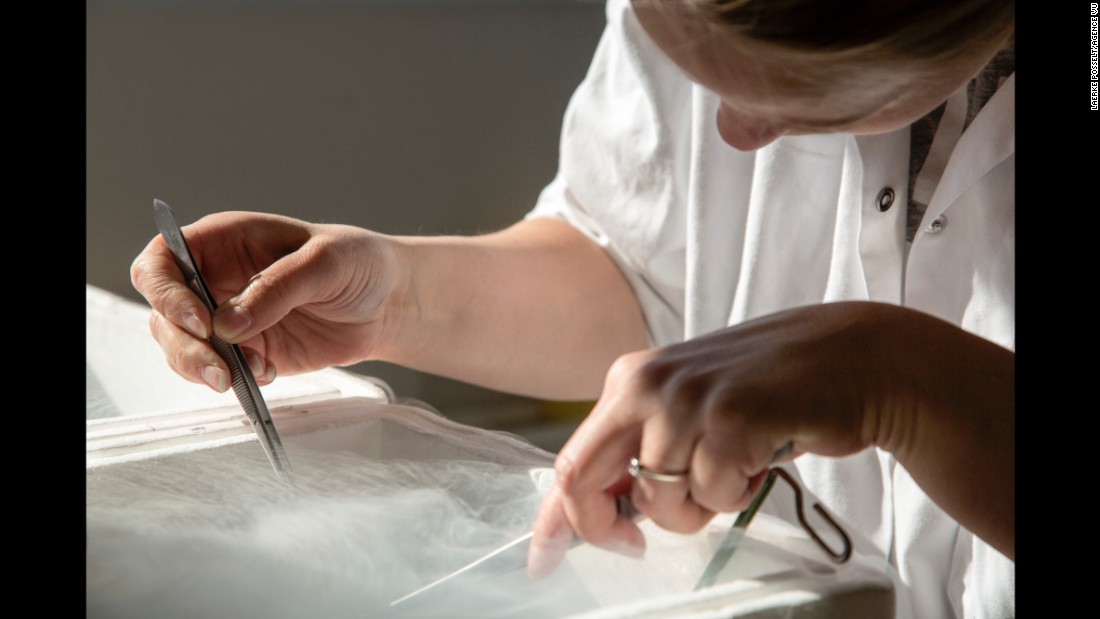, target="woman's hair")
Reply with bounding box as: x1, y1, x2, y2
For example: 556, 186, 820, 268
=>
680, 0, 1014, 64
633, 0, 1013, 118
